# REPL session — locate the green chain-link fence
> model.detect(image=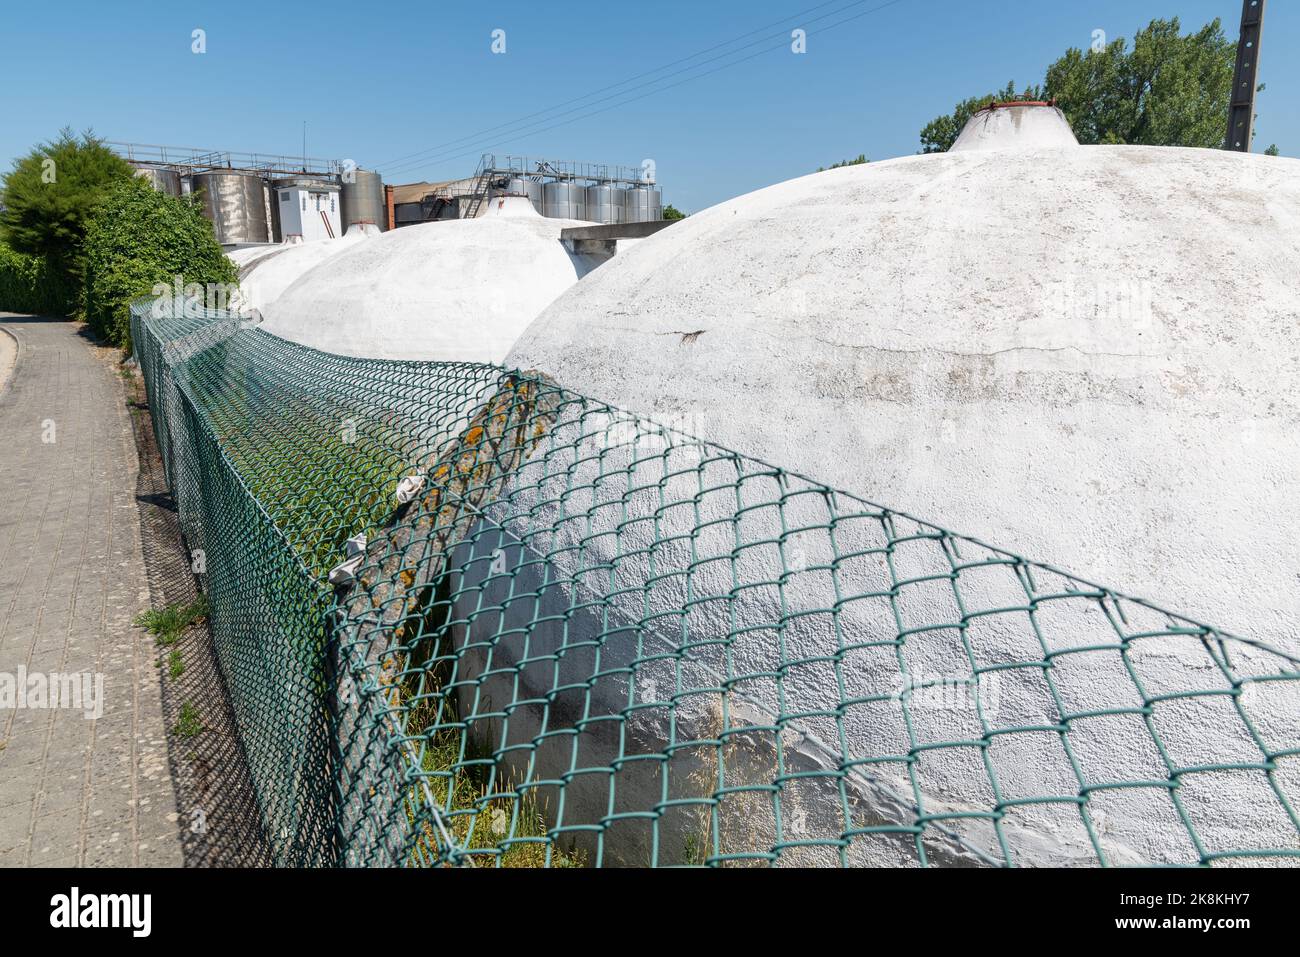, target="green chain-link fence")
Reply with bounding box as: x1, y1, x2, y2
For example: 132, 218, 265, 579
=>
132, 301, 1300, 868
